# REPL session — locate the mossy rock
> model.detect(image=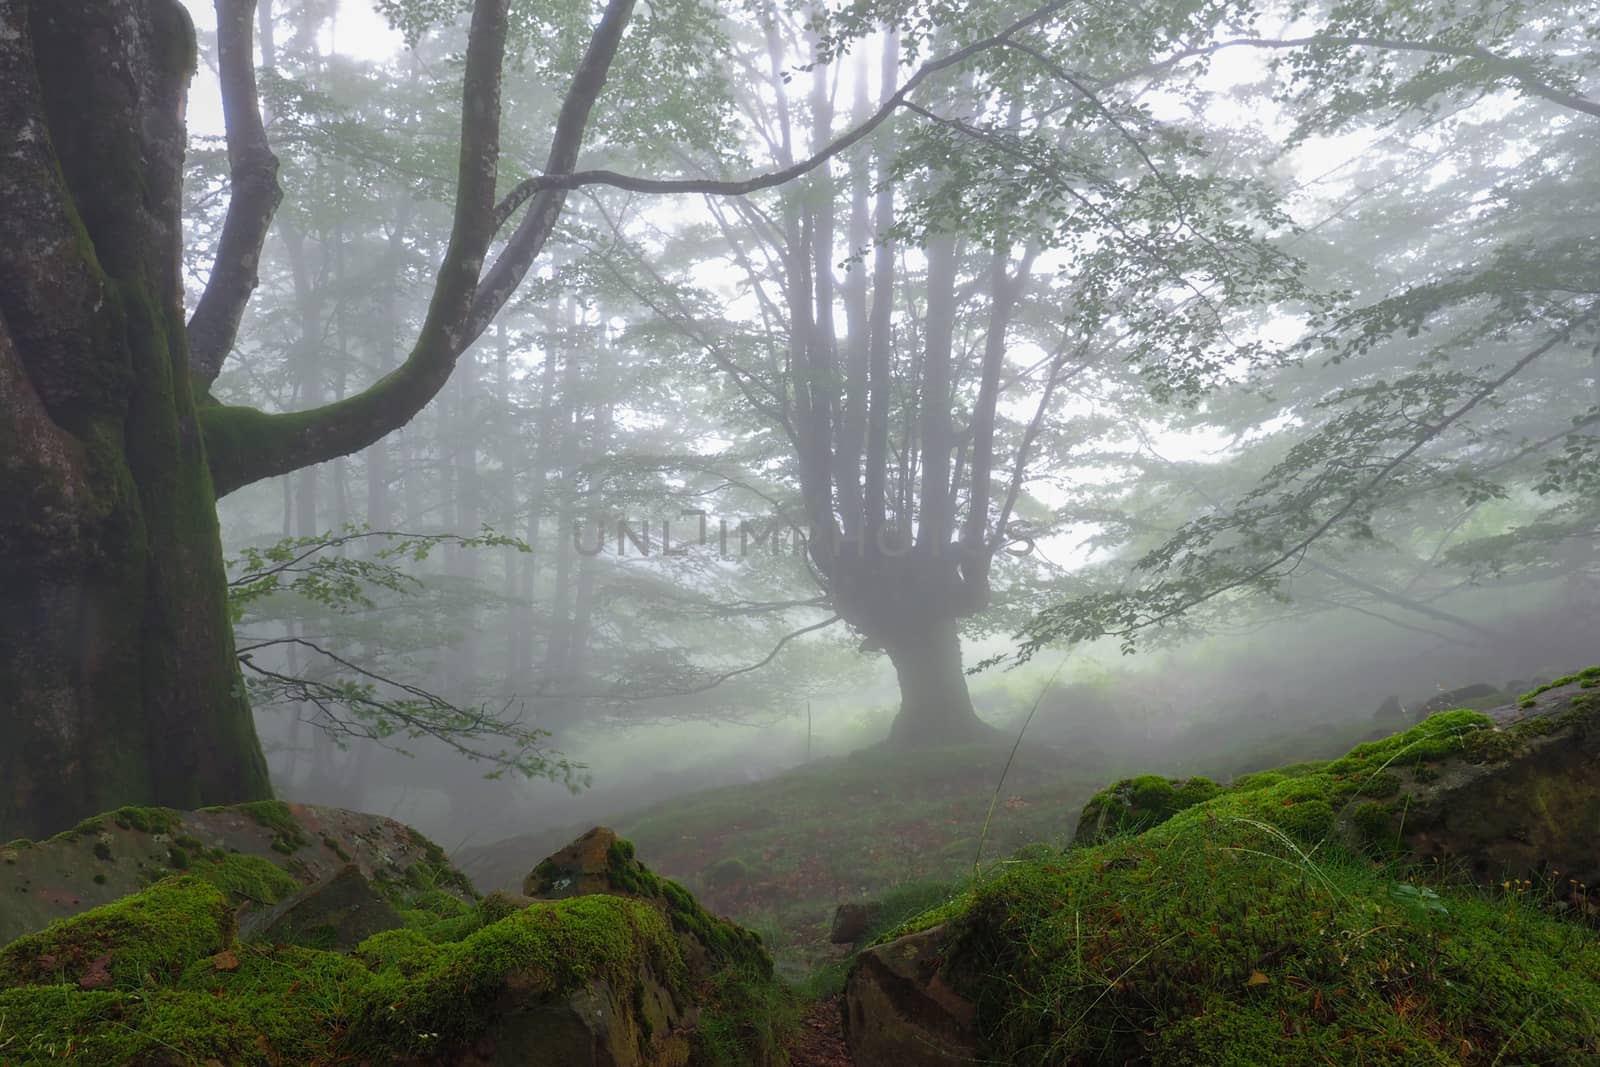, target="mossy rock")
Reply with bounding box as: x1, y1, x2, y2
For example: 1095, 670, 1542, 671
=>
852, 814, 1600, 1065
0, 876, 233, 991
0, 843, 782, 1065
1072, 774, 1223, 845
847, 669, 1600, 1066
523, 827, 771, 984
0, 802, 476, 947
